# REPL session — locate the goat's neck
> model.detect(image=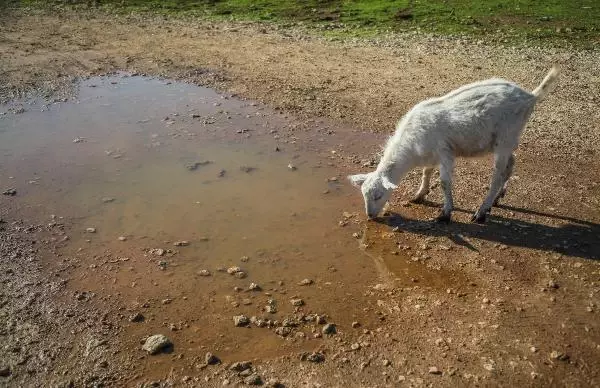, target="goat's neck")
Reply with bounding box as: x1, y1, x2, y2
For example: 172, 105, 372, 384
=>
376, 147, 415, 184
